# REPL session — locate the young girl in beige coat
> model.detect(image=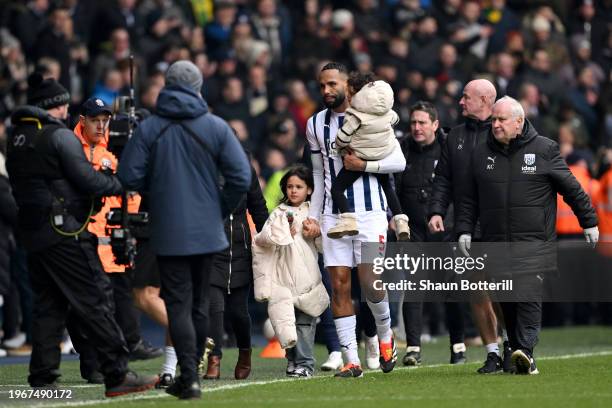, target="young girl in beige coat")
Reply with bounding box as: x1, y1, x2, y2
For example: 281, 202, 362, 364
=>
252, 166, 329, 377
